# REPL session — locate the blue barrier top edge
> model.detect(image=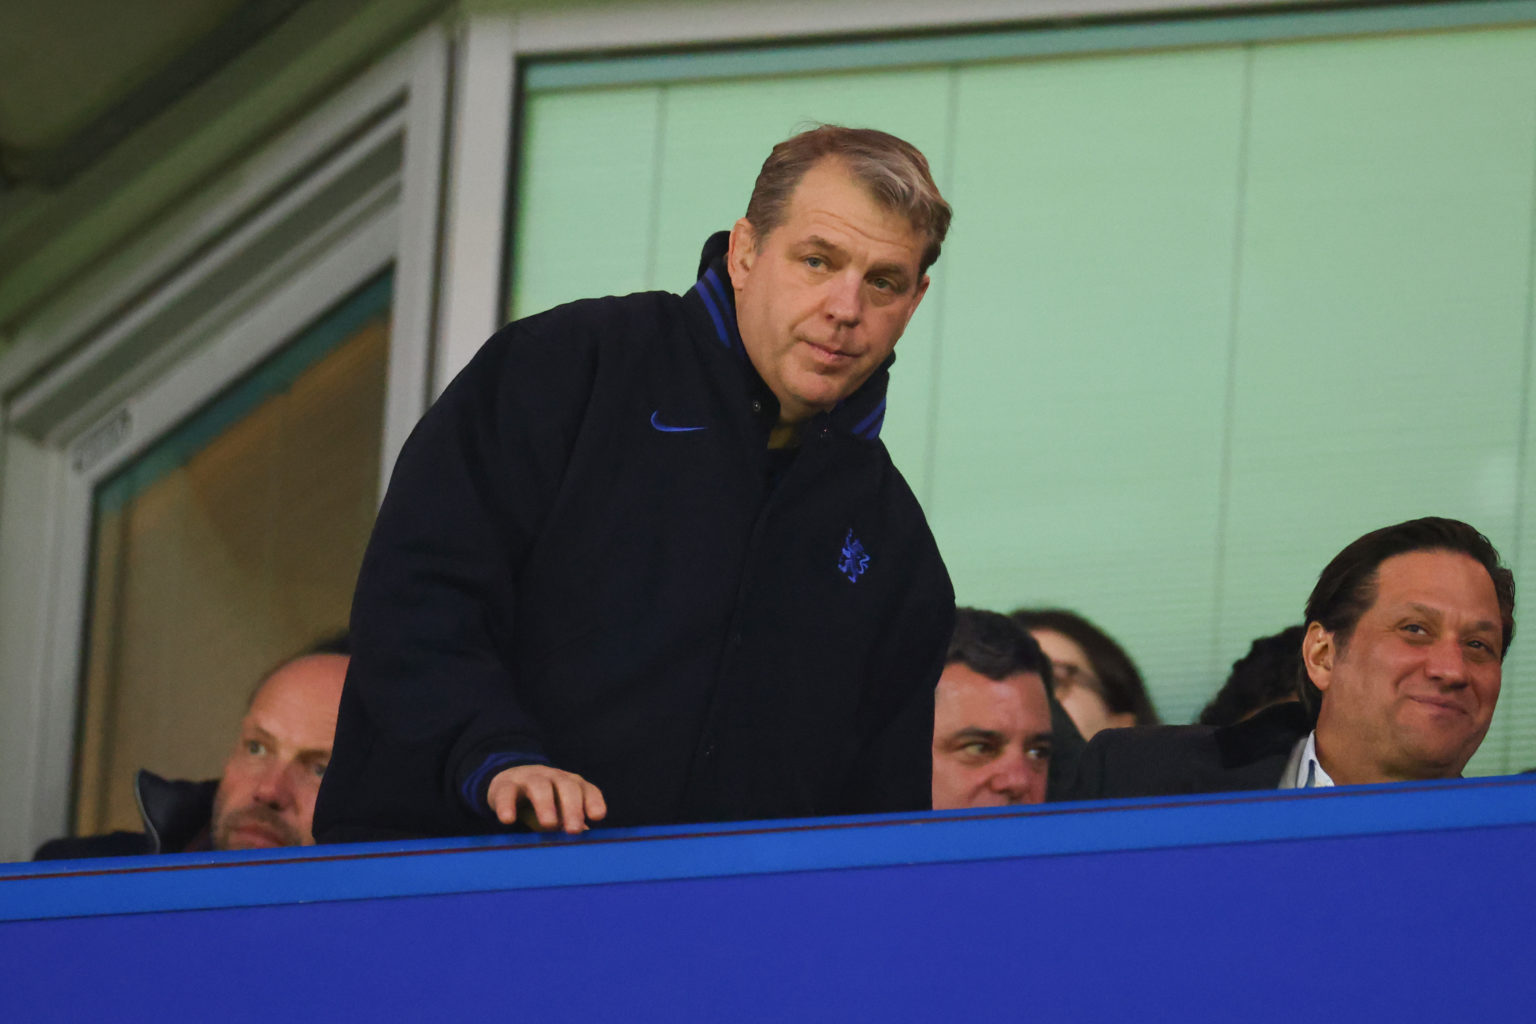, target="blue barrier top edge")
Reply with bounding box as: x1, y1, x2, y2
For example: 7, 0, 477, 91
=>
3, 775, 1533, 923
